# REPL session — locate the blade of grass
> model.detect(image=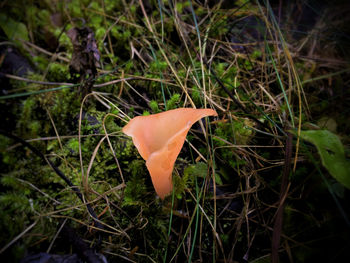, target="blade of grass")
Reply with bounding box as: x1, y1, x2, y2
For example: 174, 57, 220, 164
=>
0, 84, 77, 100
139, 0, 196, 108
148, 43, 168, 110
163, 187, 175, 263
167, 0, 203, 106
156, 0, 164, 42
188, 0, 207, 108
265, 42, 295, 128
0, 60, 130, 100
259, 0, 305, 171
188, 176, 200, 262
